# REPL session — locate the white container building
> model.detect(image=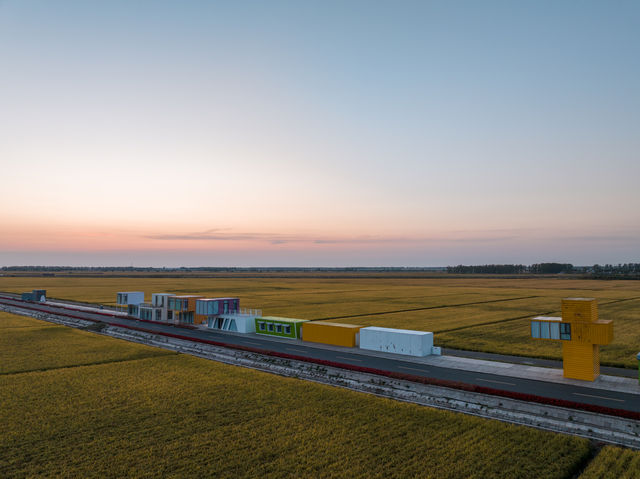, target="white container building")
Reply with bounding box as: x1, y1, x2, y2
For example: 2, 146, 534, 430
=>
152, 293, 172, 308
206, 313, 257, 334
359, 327, 434, 357
116, 291, 145, 316
151, 293, 174, 322
135, 294, 176, 322
116, 292, 145, 306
